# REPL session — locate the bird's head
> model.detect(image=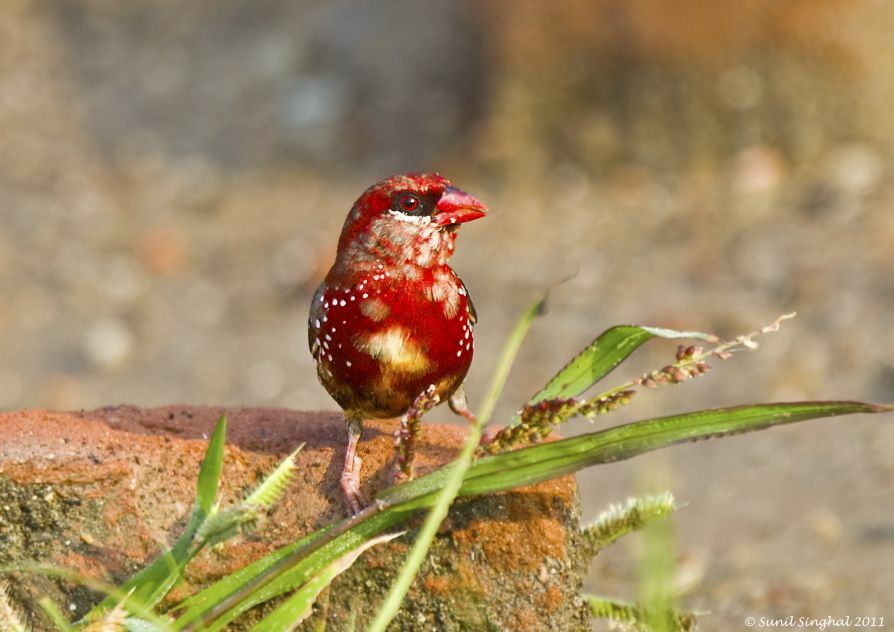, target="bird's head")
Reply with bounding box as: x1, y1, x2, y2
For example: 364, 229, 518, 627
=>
335, 173, 487, 271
